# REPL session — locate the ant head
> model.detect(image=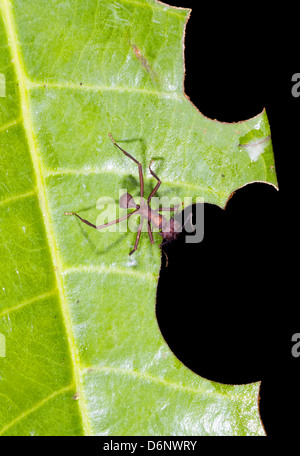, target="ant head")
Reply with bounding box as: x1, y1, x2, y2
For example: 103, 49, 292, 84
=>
161, 218, 181, 241
119, 192, 138, 209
